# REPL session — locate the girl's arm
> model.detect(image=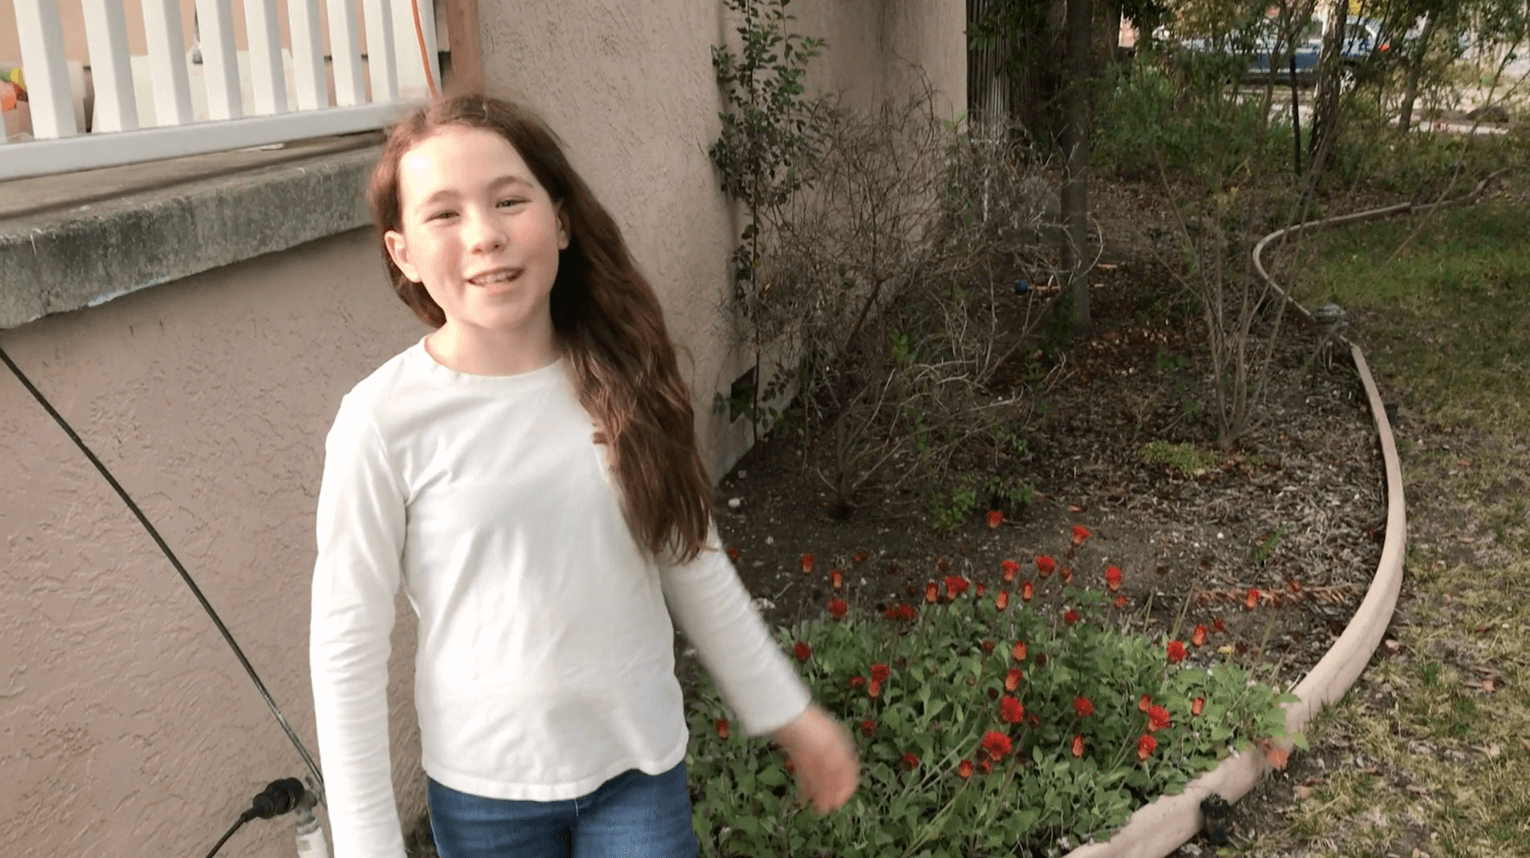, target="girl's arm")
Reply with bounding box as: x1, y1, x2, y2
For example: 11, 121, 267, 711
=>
658, 533, 858, 811
309, 397, 409, 858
